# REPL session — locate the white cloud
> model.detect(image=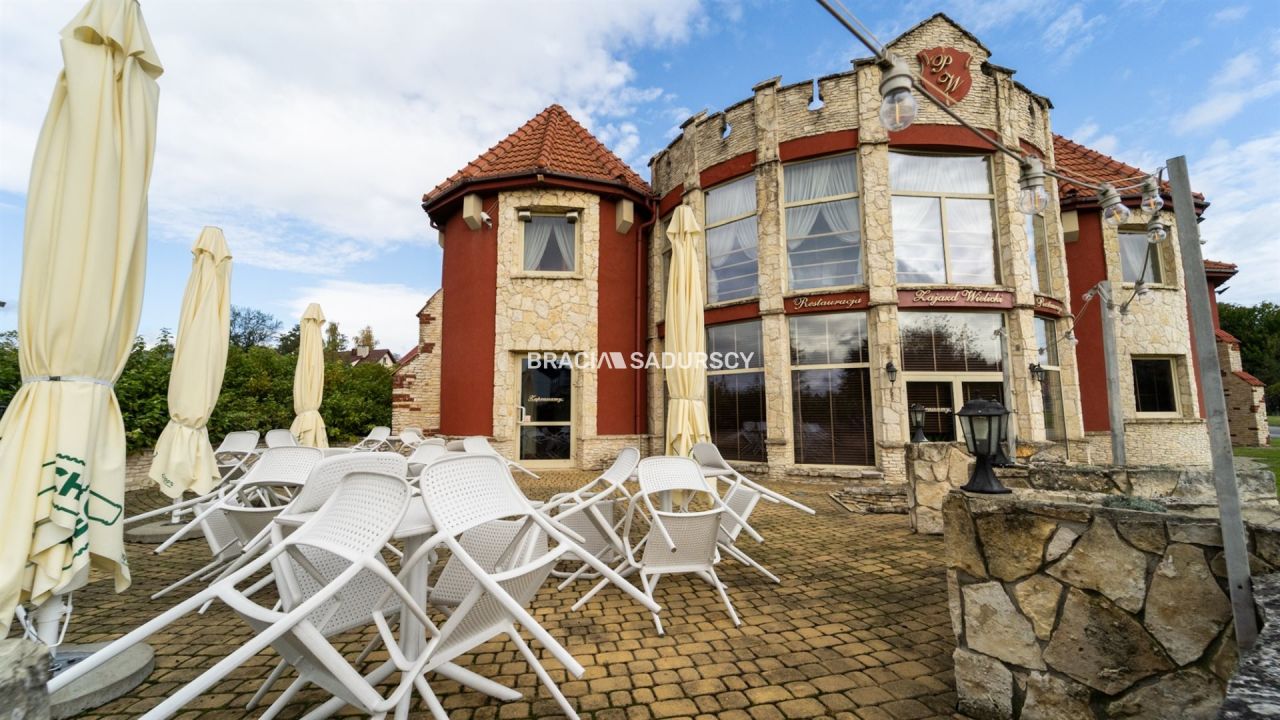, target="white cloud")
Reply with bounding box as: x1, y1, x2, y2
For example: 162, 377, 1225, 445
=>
1212, 5, 1249, 23
1174, 52, 1280, 133
288, 280, 433, 355
1070, 120, 1120, 157
0, 1, 706, 274
1041, 5, 1105, 64
1191, 131, 1280, 304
